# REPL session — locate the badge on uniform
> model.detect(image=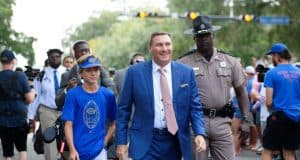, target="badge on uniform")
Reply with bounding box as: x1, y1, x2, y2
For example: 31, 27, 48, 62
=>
220, 62, 226, 68
193, 67, 200, 71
